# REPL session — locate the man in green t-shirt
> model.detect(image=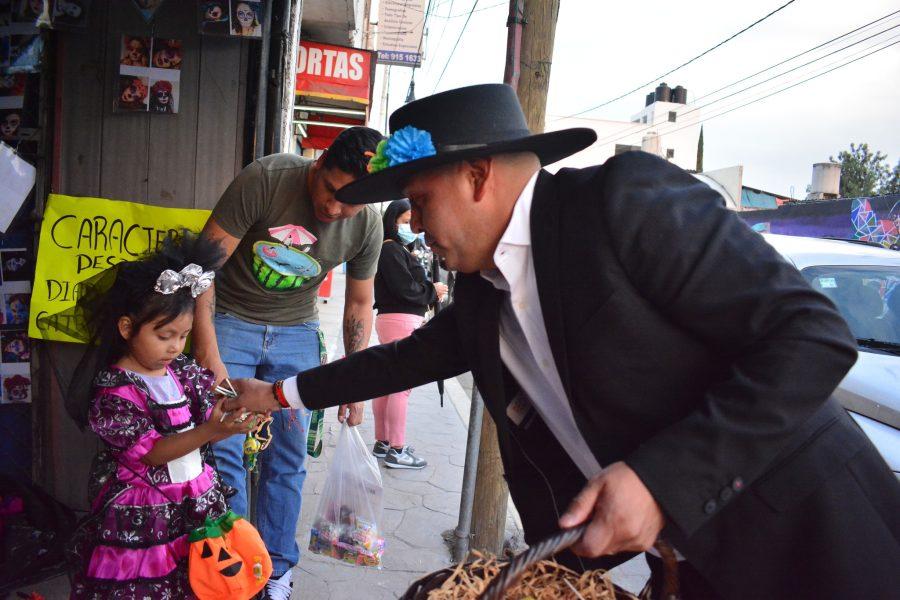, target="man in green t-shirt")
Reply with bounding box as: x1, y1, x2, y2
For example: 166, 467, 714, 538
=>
192, 127, 384, 599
